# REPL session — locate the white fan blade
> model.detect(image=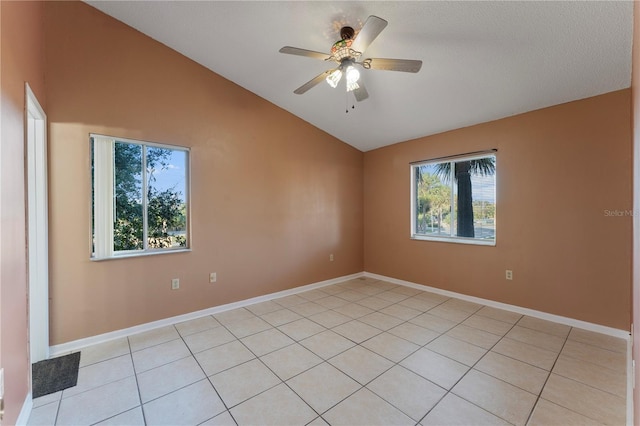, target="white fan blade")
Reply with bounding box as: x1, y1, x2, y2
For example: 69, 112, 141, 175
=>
279, 46, 330, 60
363, 58, 422, 73
293, 69, 336, 94
351, 16, 388, 54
